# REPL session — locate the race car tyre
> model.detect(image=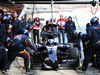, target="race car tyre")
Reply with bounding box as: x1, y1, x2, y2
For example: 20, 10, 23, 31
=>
64, 43, 73, 48
70, 47, 80, 67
